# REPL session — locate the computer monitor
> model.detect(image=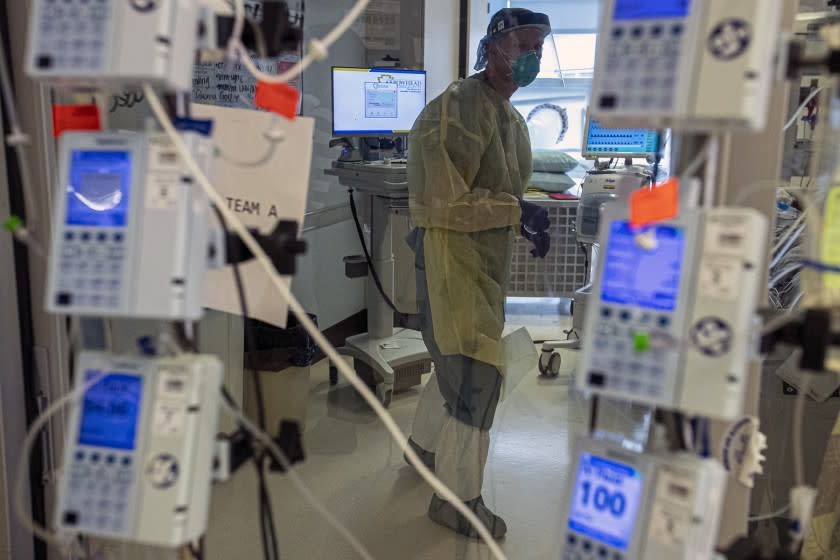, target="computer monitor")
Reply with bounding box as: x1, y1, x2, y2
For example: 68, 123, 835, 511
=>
581, 114, 662, 159
332, 67, 427, 136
